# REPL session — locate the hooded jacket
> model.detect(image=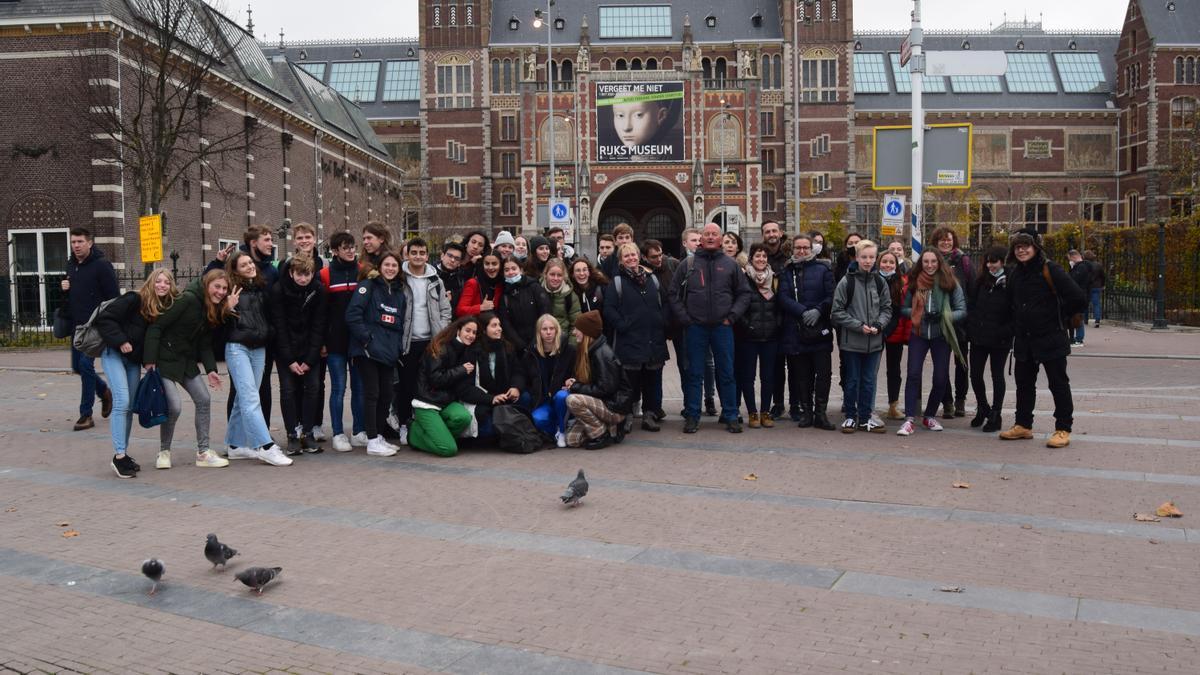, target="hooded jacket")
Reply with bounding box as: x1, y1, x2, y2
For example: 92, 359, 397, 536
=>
65, 246, 119, 328
402, 261, 452, 353
143, 280, 218, 384
668, 247, 752, 327
602, 265, 669, 367
778, 258, 835, 355
319, 256, 359, 354
345, 273, 406, 365
831, 266, 894, 354
1008, 249, 1085, 362
269, 272, 327, 368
